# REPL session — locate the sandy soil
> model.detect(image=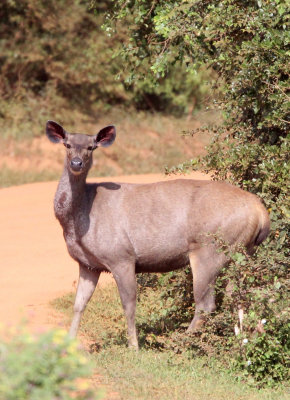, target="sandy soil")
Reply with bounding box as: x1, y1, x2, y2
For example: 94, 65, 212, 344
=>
0, 172, 210, 334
